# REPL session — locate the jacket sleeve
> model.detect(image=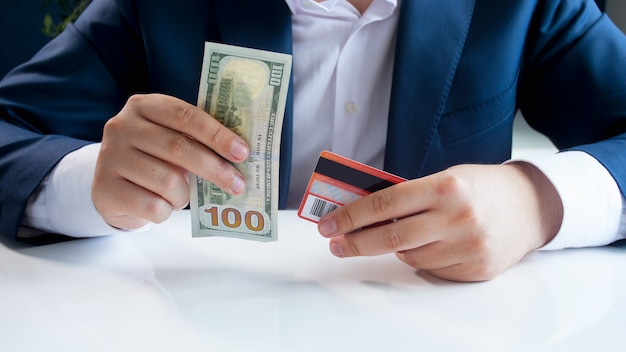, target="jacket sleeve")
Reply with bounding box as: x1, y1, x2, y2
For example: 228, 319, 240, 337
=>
518, 0, 626, 197
0, 0, 147, 239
